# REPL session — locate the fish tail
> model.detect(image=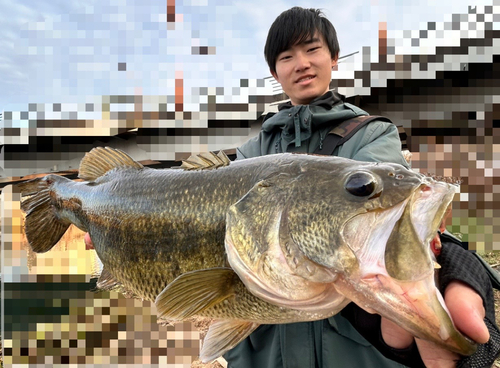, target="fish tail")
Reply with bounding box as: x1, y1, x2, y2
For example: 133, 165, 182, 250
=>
17, 175, 72, 253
